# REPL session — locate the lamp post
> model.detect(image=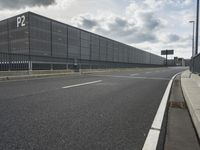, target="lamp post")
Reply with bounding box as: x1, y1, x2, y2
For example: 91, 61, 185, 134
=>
195, 0, 199, 55
189, 21, 195, 57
